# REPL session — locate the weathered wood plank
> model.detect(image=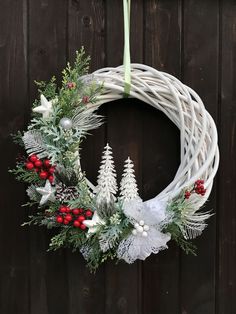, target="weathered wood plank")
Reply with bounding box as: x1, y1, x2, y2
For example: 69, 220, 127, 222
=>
180, 1, 219, 313
105, 1, 144, 313
67, 1, 106, 314
143, 1, 181, 313
28, 1, 68, 313
217, 1, 236, 313
0, 1, 29, 313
